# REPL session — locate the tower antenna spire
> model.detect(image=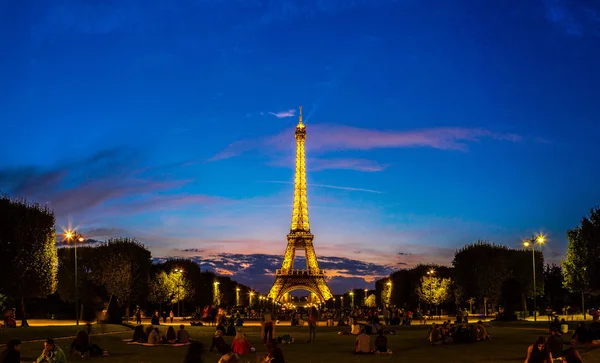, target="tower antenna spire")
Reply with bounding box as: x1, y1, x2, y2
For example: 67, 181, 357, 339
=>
298, 106, 303, 125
